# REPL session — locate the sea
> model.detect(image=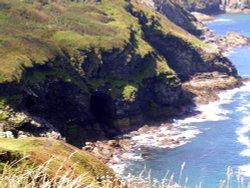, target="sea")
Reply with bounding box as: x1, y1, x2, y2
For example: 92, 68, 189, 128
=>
114, 13, 250, 188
